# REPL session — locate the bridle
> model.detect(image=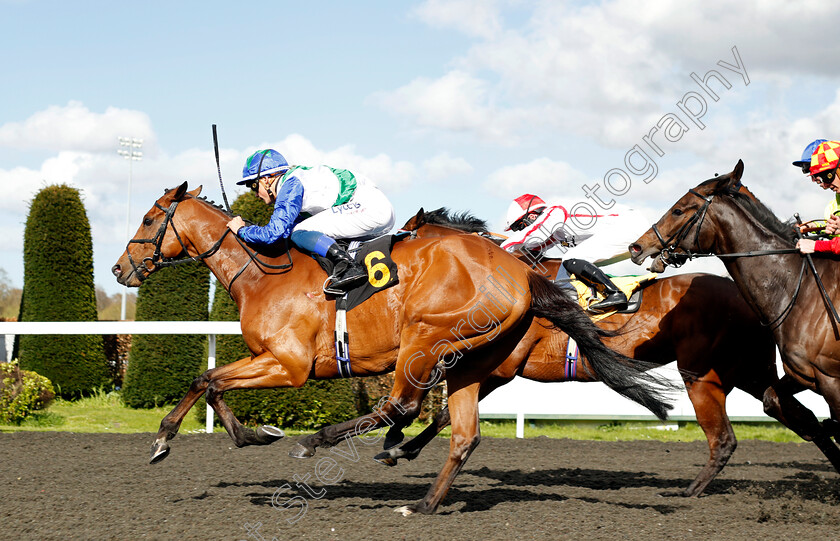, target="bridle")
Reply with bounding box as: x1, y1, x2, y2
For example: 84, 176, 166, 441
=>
124, 197, 293, 289
651, 188, 715, 267
650, 186, 807, 327
125, 200, 197, 282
